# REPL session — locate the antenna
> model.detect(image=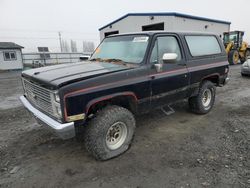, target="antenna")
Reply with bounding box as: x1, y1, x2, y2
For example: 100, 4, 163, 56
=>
58, 32, 62, 52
